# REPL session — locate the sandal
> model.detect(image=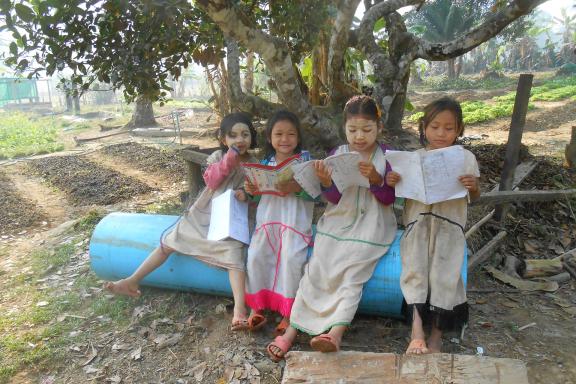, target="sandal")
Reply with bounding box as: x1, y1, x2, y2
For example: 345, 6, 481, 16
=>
266, 336, 293, 362
230, 316, 250, 332
310, 334, 340, 353
405, 339, 429, 355
274, 318, 290, 337
248, 312, 268, 331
